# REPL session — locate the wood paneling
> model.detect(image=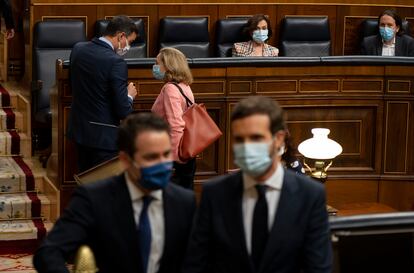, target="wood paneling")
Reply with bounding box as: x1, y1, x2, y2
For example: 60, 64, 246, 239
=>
384, 101, 409, 174
51, 60, 414, 210
325, 179, 379, 209
380, 180, 414, 211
